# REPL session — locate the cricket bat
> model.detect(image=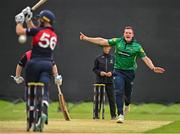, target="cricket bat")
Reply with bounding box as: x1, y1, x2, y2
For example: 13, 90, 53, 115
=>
56, 84, 71, 121
31, 0, 48, 11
